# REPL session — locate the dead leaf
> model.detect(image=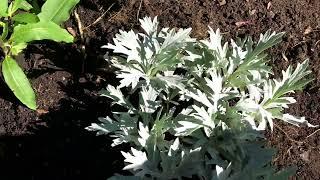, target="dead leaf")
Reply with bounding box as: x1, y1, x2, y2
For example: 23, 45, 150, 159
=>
36, 109, 49, 115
